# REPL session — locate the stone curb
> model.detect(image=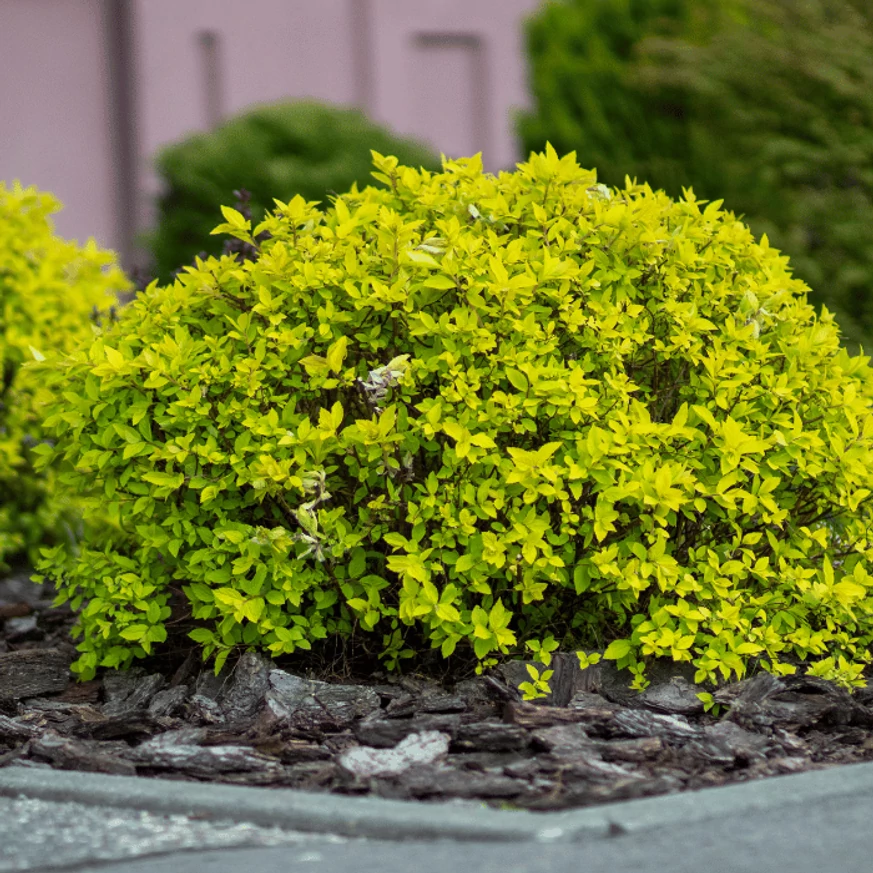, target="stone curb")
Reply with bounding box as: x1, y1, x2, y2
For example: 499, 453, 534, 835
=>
2, 762, 873, 844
